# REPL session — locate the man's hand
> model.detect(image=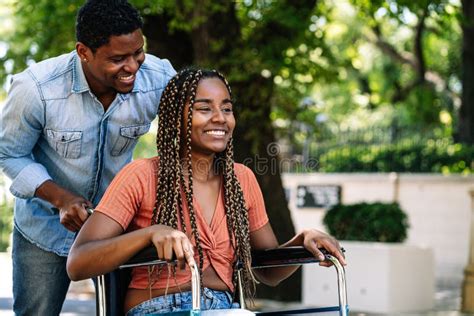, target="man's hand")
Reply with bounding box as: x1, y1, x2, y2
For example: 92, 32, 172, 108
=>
35, 180, 93, 232
57, 196, 93, 232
